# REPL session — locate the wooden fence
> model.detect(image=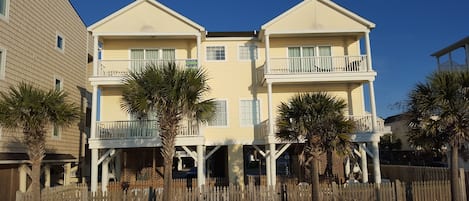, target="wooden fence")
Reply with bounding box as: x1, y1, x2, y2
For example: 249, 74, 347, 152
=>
15, 179, 457, 201
107, 177, 229, 191
379, 165, 451, 182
